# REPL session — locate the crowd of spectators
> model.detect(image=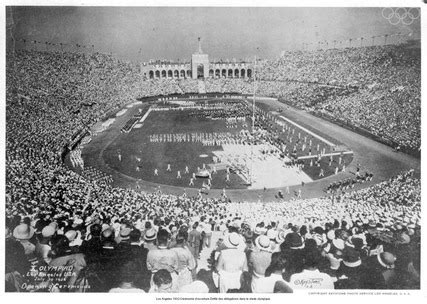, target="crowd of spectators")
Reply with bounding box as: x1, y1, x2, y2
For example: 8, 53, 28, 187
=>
6, 169, 420, 292
5, 47, 420, 292
255, 44, 421, 151
195, 44, 421, 151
